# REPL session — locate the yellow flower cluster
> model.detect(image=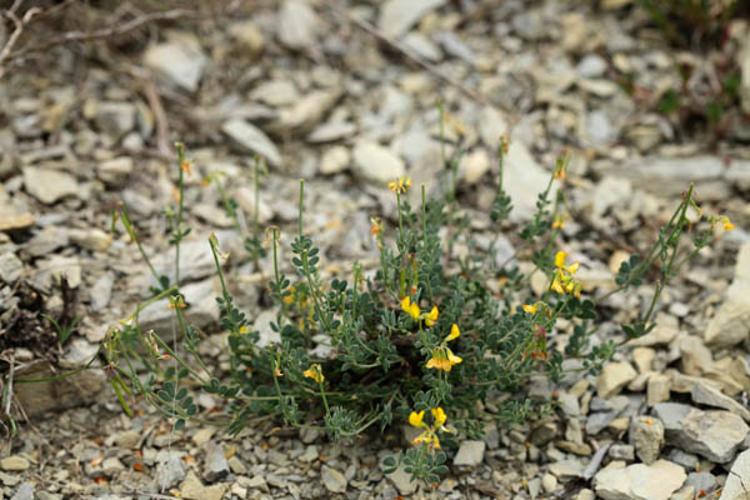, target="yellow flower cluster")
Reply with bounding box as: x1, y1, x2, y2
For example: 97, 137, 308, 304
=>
400, 297, 439, 326
720, 216, 735, 232
387, 176, 412, 194
550, 250, 582, 298
303, 363, 324, 384
426, 324, 463, 372
409, 407, 448, 449
522, 303, 538, 314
